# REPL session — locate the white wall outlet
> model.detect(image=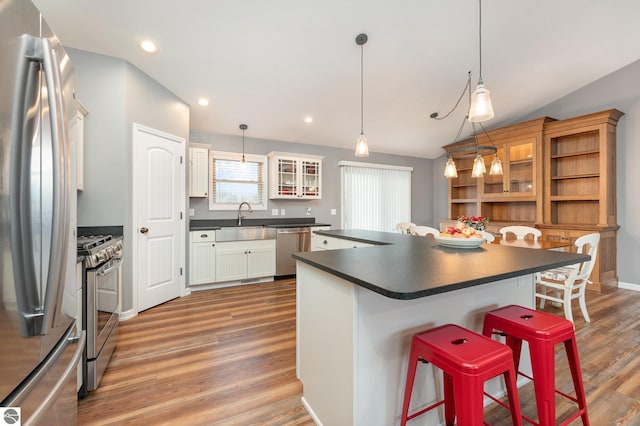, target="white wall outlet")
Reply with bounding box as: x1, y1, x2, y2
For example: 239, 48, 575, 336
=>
306, 207, 312, 215
189, 208, 195, 217
330, 208, 337, 215
281, 209, 286, 216
271, 209, 279, 216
